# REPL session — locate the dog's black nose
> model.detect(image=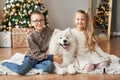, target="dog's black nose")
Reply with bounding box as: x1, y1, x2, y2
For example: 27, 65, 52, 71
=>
63, 40, 67, 43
